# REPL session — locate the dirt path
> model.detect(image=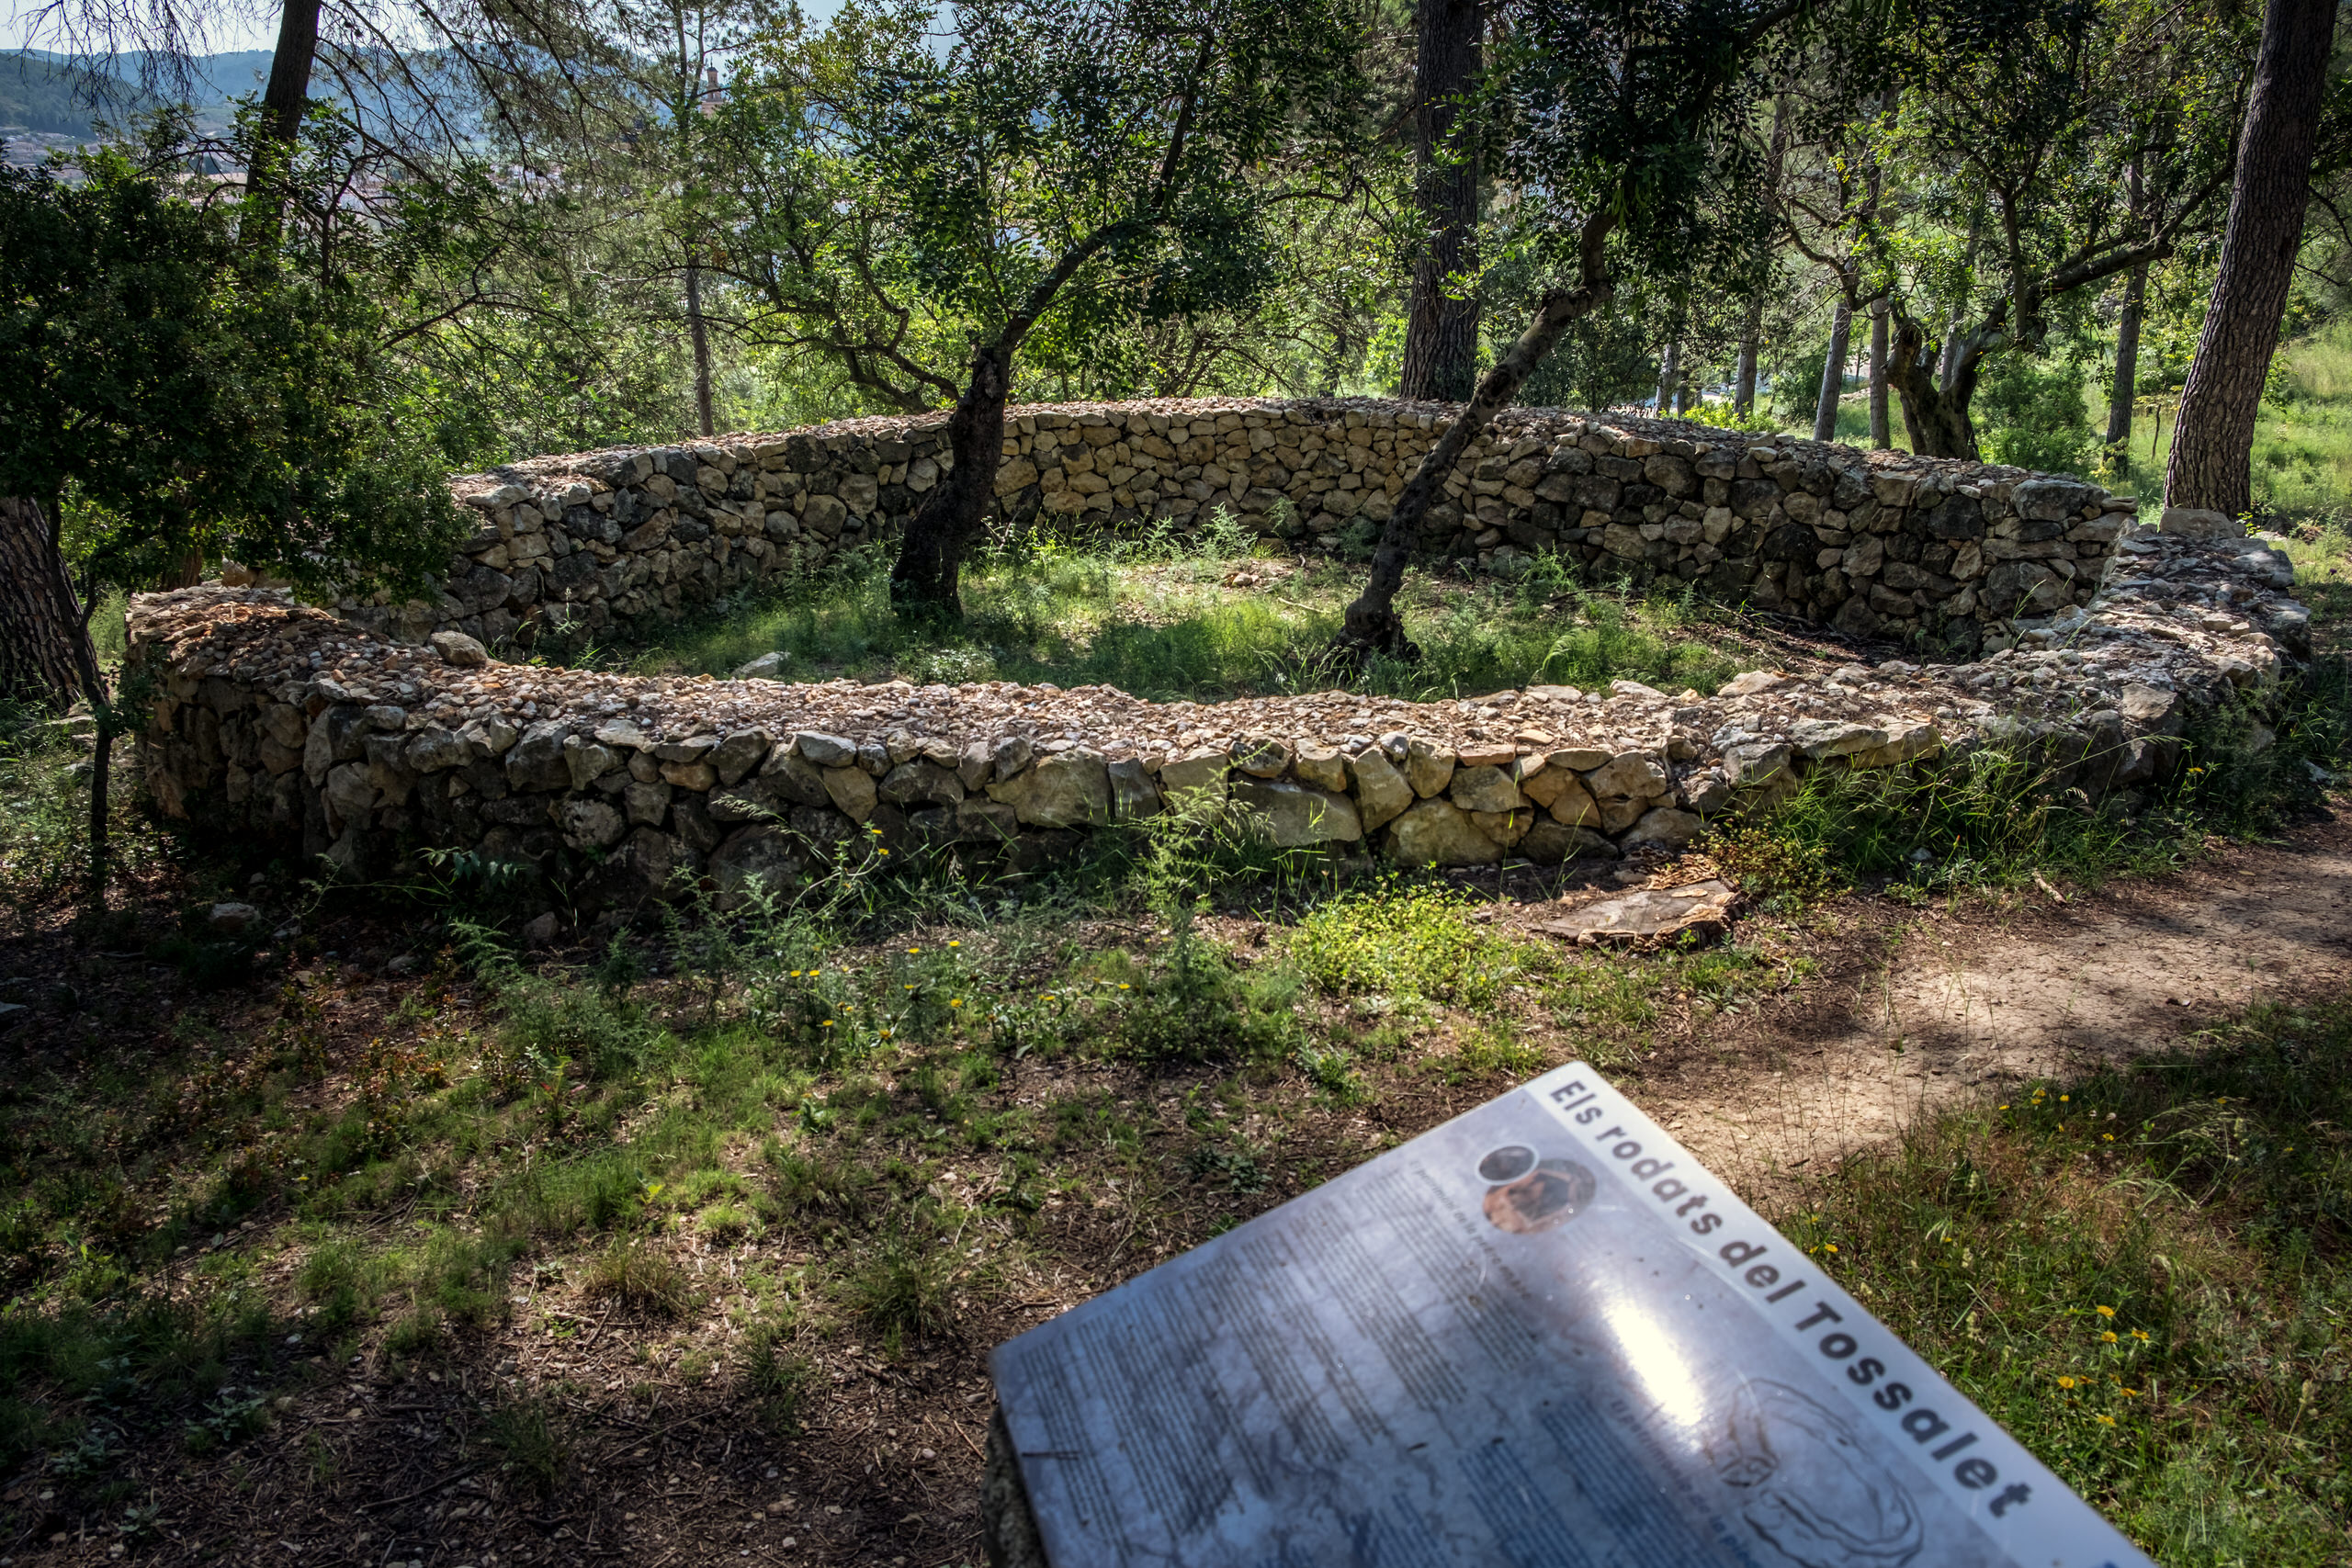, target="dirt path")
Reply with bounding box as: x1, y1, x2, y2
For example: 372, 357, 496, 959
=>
1636, 818, 2352, 1188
